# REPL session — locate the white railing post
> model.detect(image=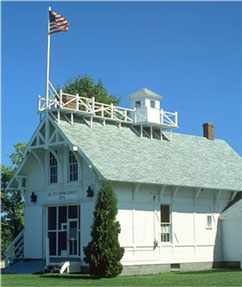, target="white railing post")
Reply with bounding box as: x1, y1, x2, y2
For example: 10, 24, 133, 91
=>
46, 237, 50, 268
101, 104, 104, 118
76, 94, 79, 111
160, 109, 164, 125
60, 89, 63, 108
111, 103, 114, 119
38, 95, 41, 112
125, 109, 127, 122
92, 97, 95, 114
134, 108, 137, 123
175, 111, 178, 127
86, 99, 88, 112
4, 229, 24, 268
